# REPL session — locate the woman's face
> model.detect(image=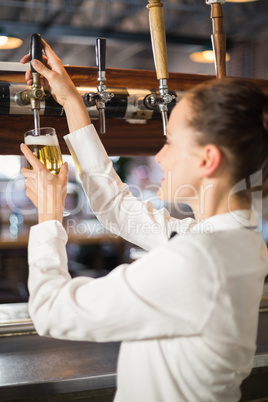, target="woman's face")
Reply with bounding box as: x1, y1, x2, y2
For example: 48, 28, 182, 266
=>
155, 96, 203, 204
